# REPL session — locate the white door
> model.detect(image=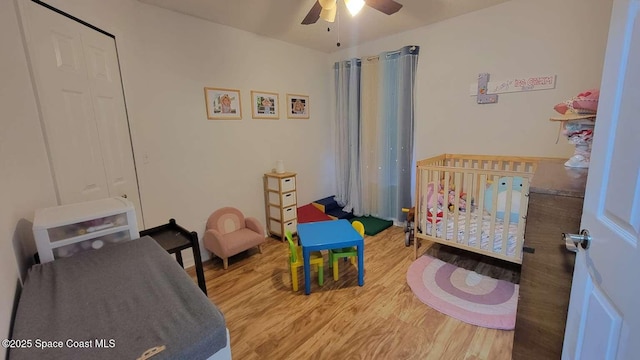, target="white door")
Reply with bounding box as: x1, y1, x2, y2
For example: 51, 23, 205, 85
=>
19, 0, 144, 225
562, 0, 640, 359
